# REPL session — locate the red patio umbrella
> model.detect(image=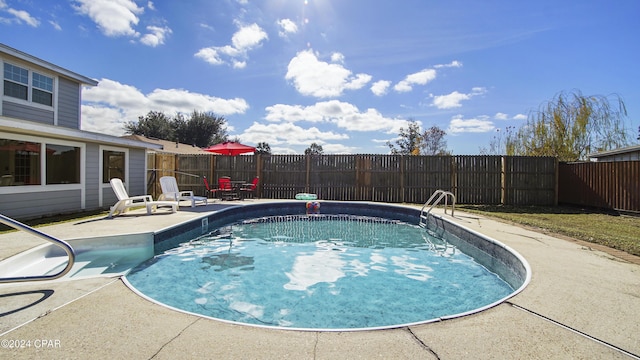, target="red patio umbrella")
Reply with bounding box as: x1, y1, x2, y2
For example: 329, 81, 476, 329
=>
202, 141, 256, 156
